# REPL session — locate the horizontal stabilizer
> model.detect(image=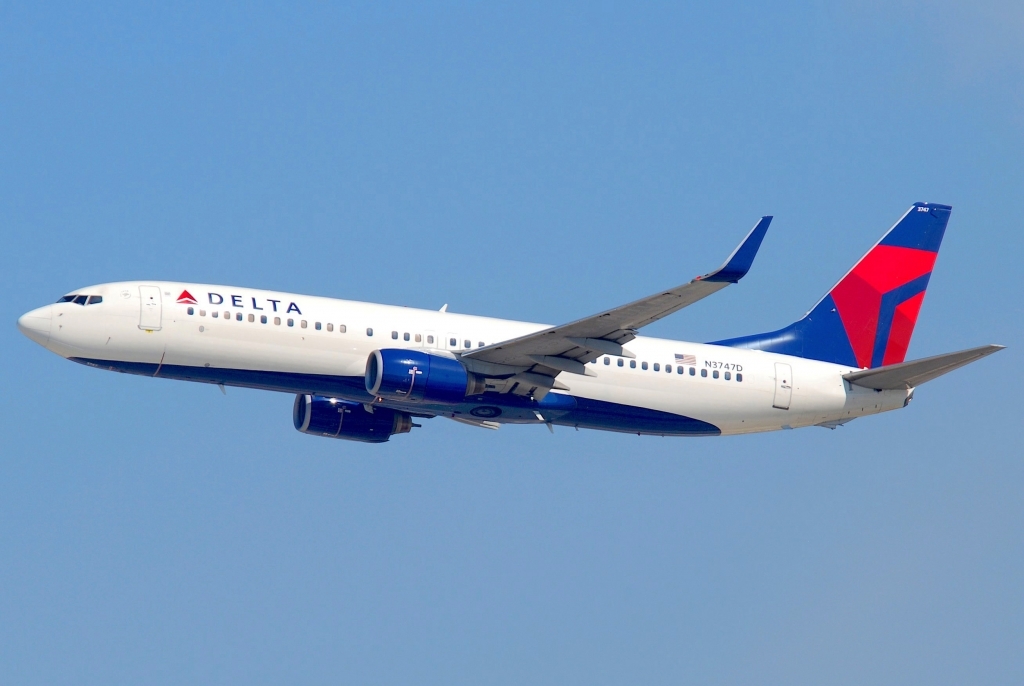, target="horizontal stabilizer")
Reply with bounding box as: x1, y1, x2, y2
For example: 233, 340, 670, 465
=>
844, 344, 1004, 390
